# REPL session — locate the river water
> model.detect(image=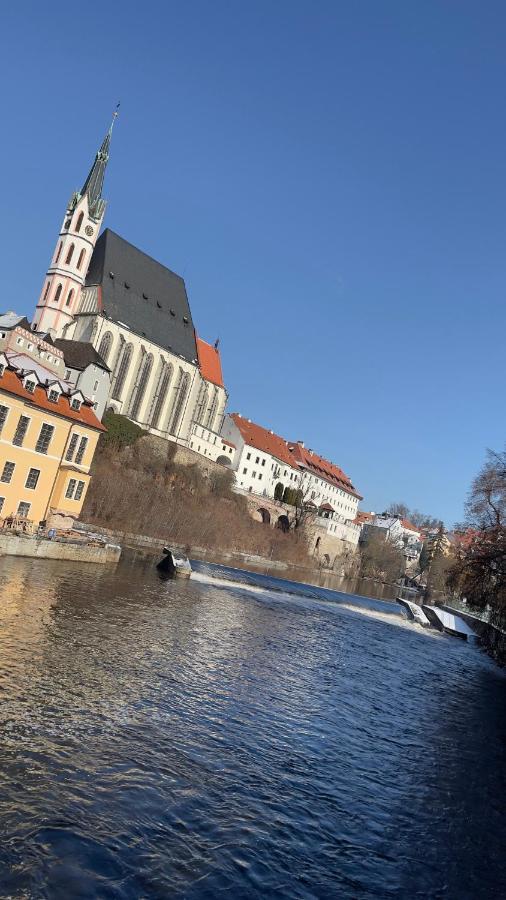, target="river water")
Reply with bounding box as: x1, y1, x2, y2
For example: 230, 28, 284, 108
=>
0, 552, 505, 899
